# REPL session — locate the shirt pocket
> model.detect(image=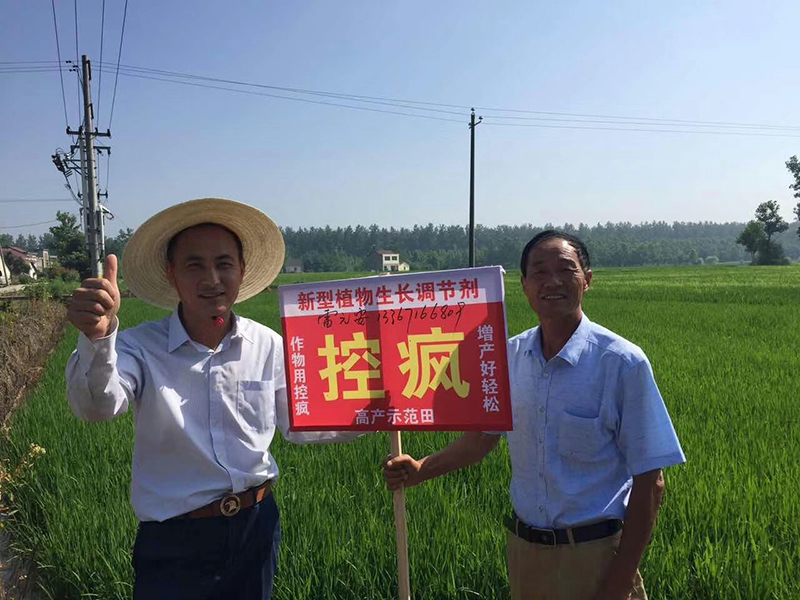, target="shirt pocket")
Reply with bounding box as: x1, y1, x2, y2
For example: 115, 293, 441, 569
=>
557, 411, 607, 462
237, 380, 275, 433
